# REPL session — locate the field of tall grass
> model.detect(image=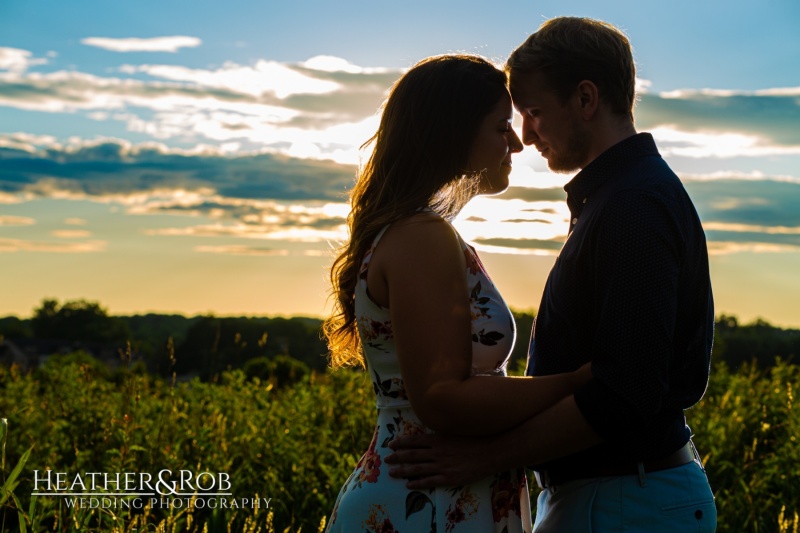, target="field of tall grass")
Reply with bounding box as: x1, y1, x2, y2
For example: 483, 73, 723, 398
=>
1, 354, 798, 532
